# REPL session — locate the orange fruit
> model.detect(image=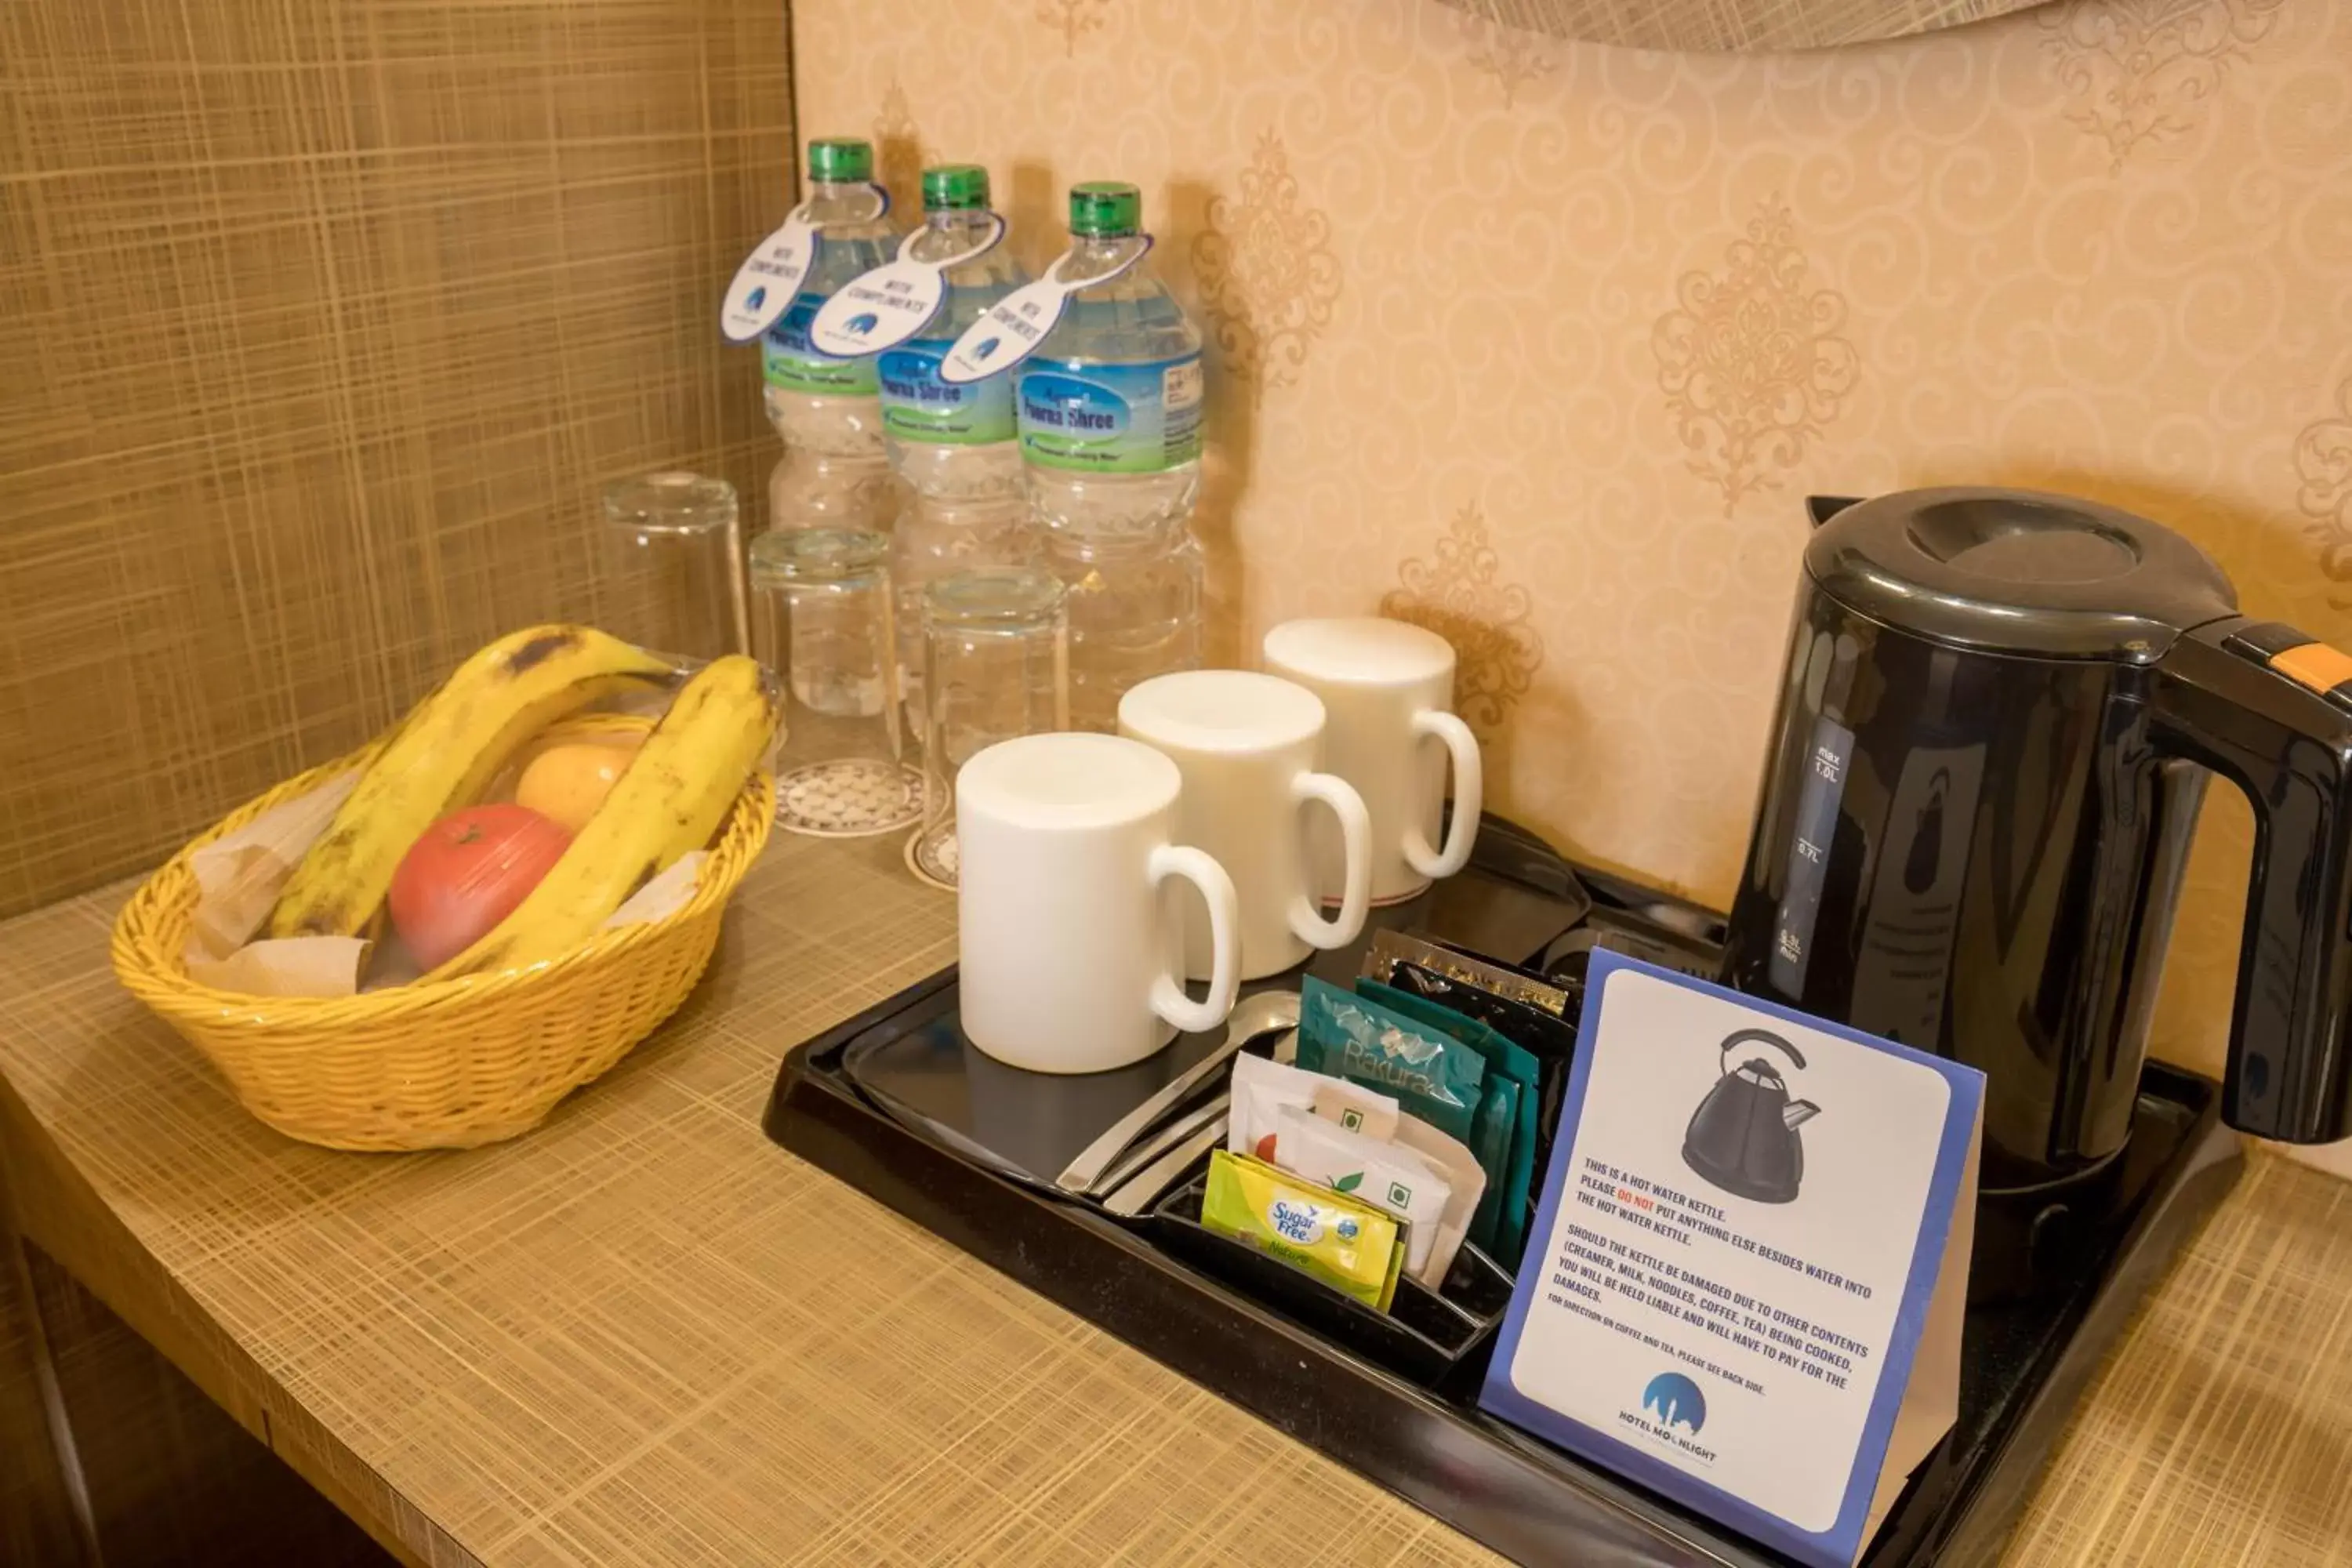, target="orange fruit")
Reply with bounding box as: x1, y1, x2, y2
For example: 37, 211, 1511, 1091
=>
515, 738, 638, 833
